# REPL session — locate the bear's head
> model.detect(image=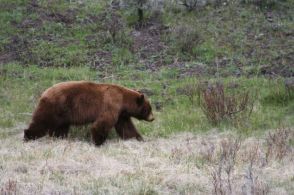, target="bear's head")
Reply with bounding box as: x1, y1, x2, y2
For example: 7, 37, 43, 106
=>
135, 94, 154, 122
23, 128, 41, 141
